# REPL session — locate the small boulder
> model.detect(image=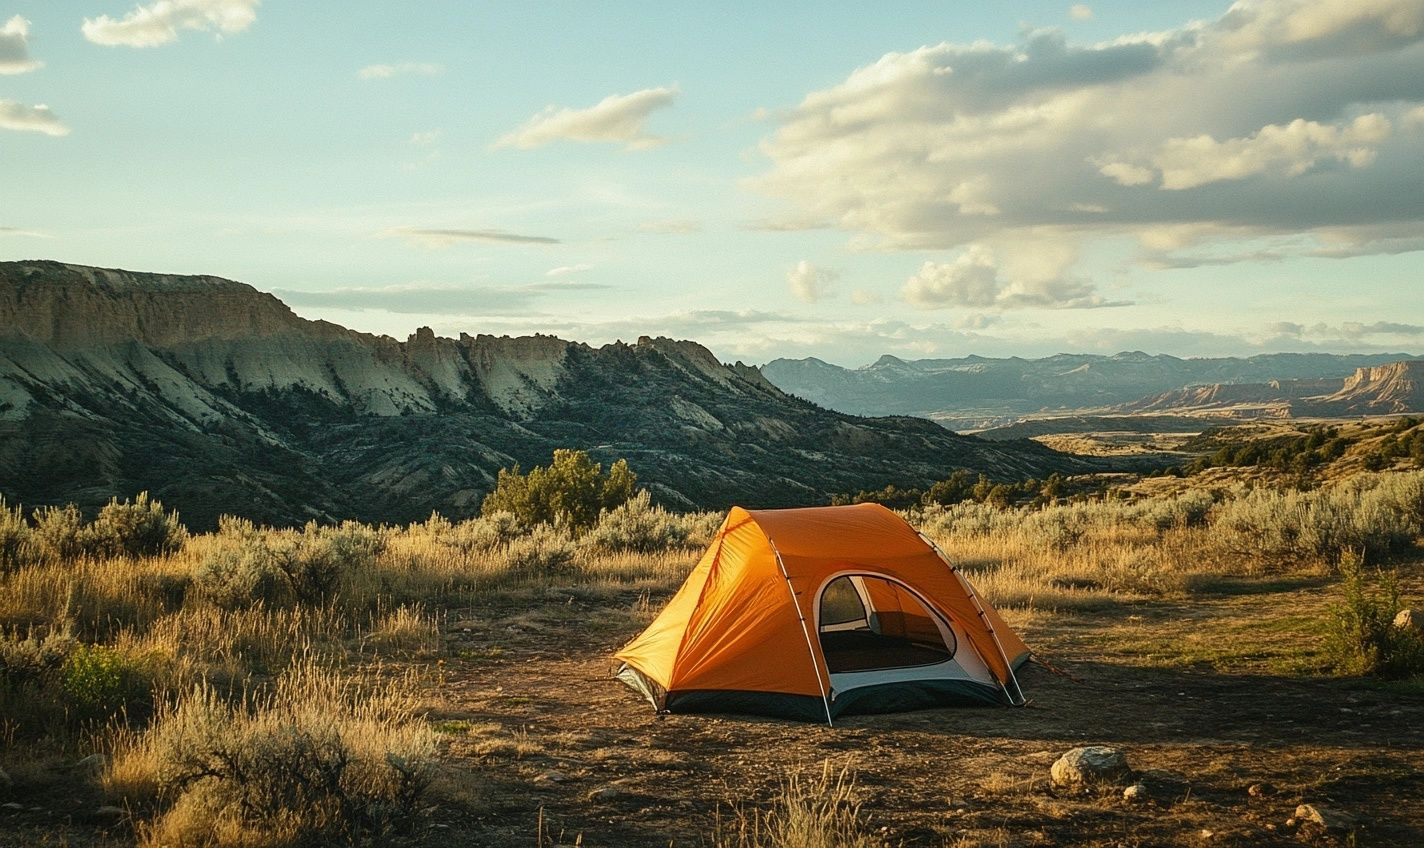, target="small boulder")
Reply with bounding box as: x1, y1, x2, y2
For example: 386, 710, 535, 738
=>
1393, 609, 1424, 631
588, 786, 621, 802
1247, 782, 1271, 797
1295, 803, 1357, 832
1122, 783, 1149, 803
1050, 746, 1131, 786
